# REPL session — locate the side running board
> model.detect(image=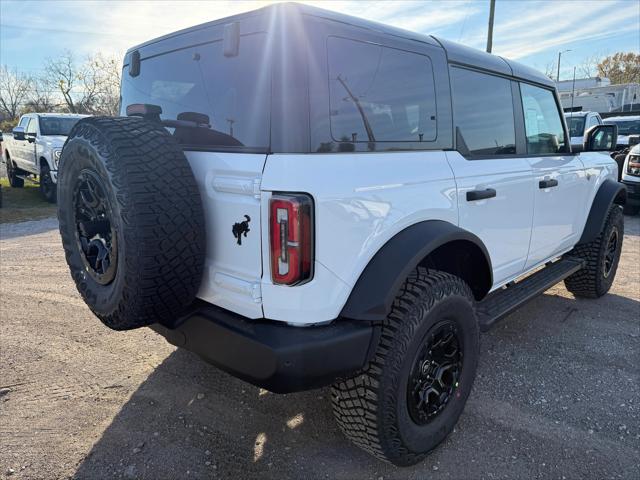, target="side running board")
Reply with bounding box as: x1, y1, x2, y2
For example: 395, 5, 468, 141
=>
477, 257, 584, 332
